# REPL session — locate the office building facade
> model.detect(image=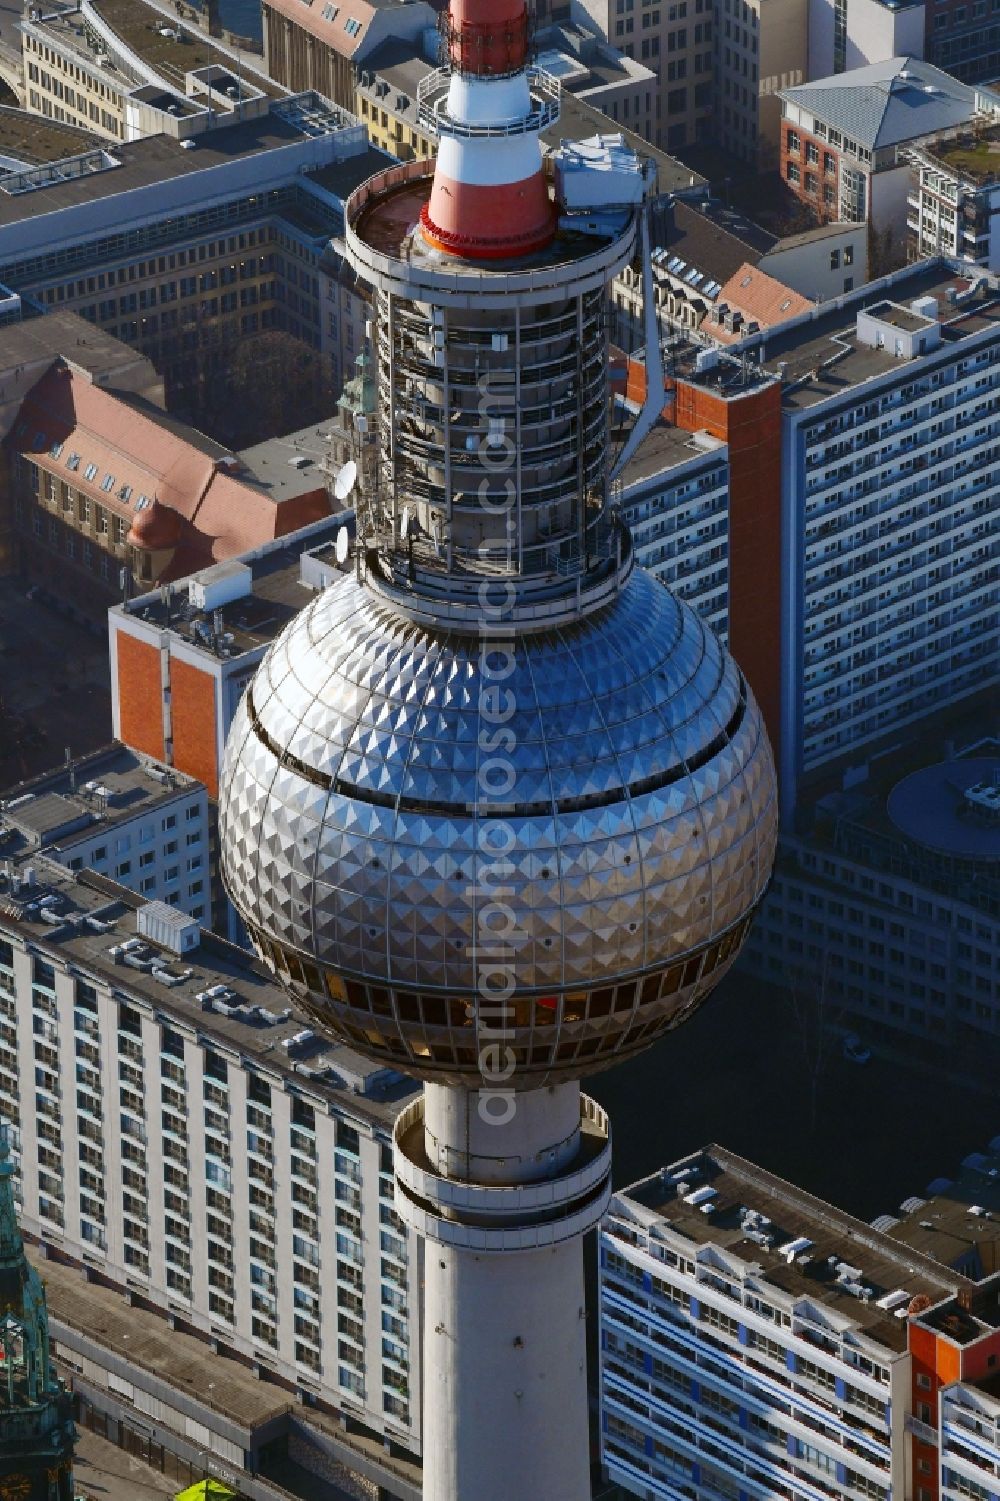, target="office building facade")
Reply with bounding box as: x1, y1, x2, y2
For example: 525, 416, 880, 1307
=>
0, 97, 375, 415
0, 857, 423, 1458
